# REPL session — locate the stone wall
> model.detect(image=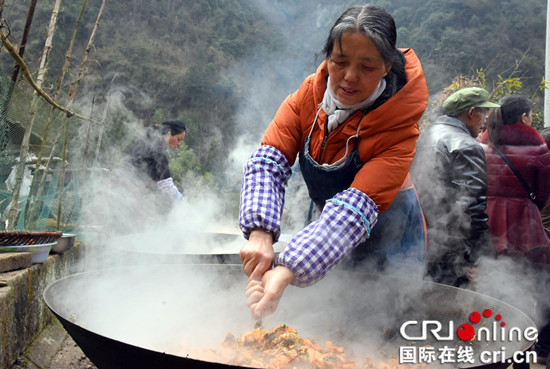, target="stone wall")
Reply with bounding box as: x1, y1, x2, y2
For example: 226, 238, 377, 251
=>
0, 246, 83, 369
